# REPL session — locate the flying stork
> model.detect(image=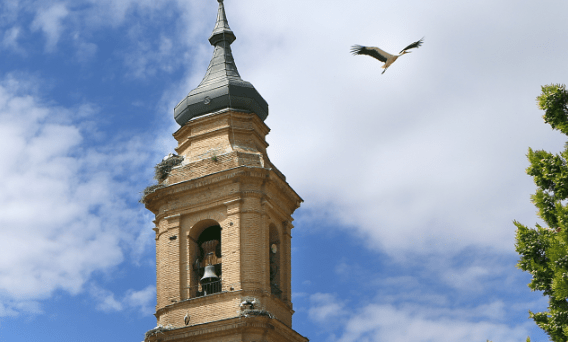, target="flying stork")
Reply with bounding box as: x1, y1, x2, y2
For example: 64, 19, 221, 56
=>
350, 38, 424, 74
